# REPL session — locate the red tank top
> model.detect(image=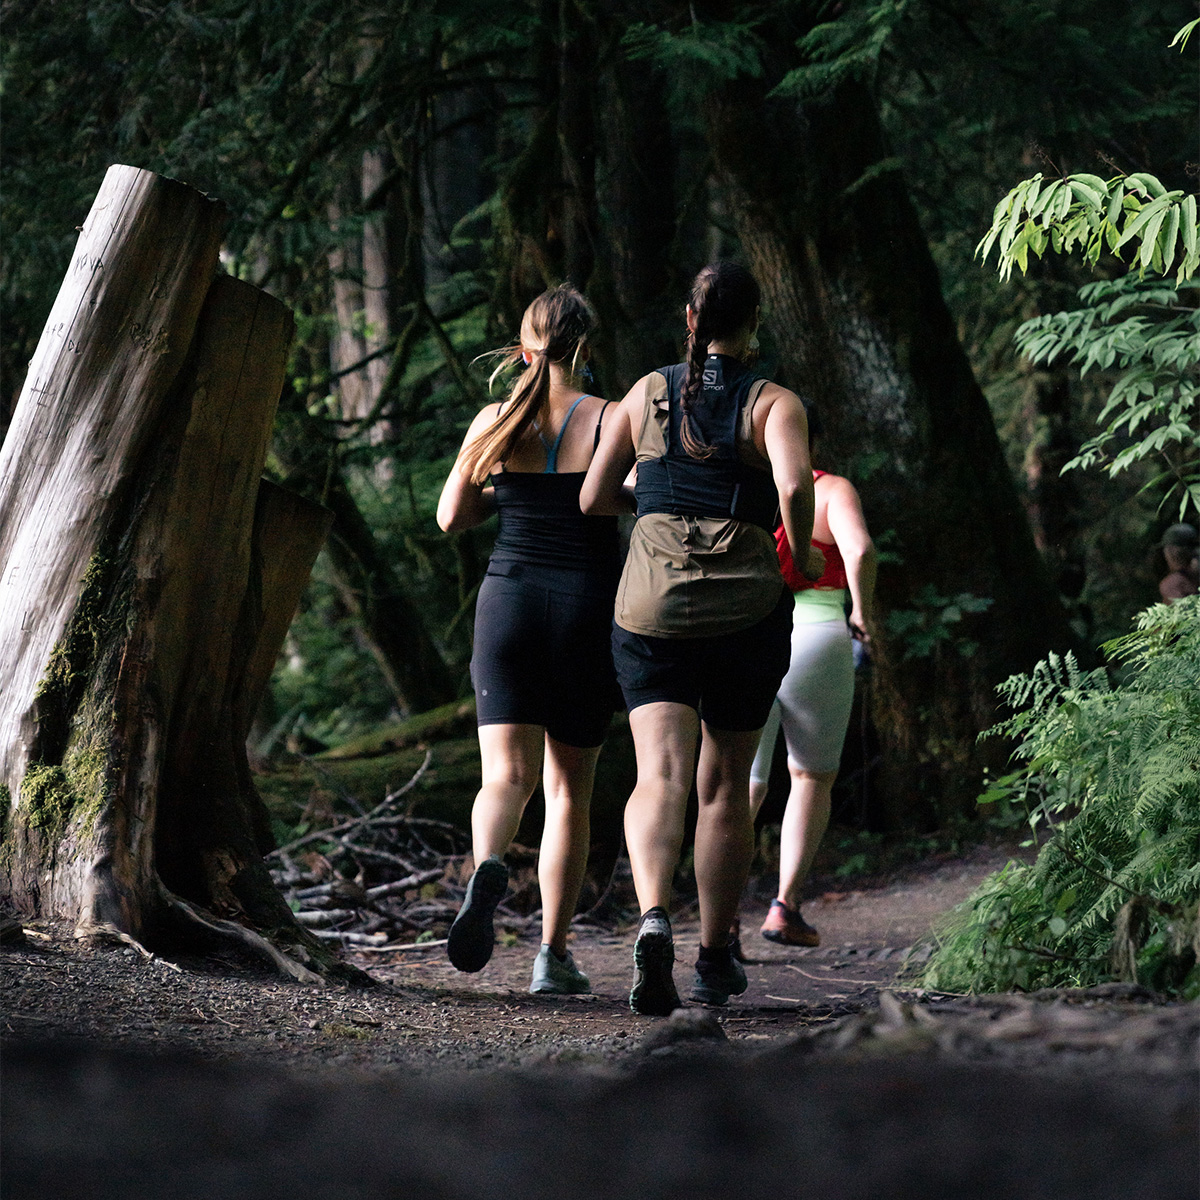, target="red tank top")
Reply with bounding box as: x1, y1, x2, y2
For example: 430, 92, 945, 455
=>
775, 470, 848, 592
